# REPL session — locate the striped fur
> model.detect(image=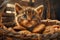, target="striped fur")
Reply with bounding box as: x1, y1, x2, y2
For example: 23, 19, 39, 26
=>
15, 3, 44, 33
